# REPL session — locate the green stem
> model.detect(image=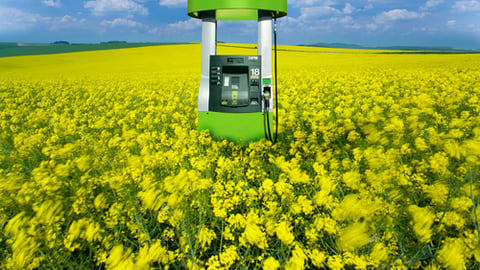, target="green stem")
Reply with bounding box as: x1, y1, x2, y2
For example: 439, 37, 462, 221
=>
218, 219, 224, 254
